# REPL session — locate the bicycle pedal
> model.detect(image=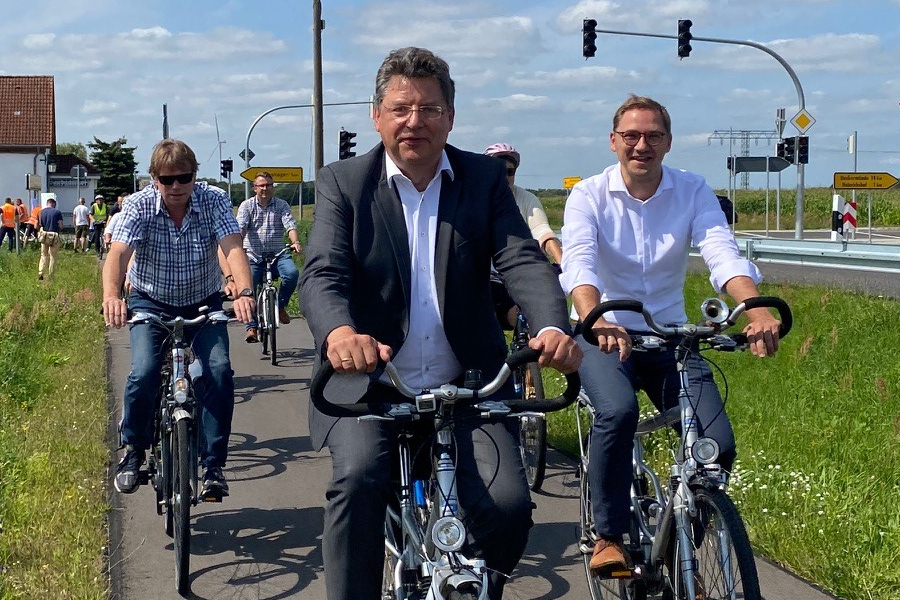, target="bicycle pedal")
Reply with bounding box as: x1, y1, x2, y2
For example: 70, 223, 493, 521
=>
200, 492, 223, 503
592, 567, 634, 580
